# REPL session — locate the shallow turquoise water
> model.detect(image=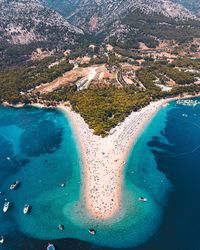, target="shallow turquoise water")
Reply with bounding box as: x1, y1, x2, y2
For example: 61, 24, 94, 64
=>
1, 99, 200, 249
0, 106, 82, 249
